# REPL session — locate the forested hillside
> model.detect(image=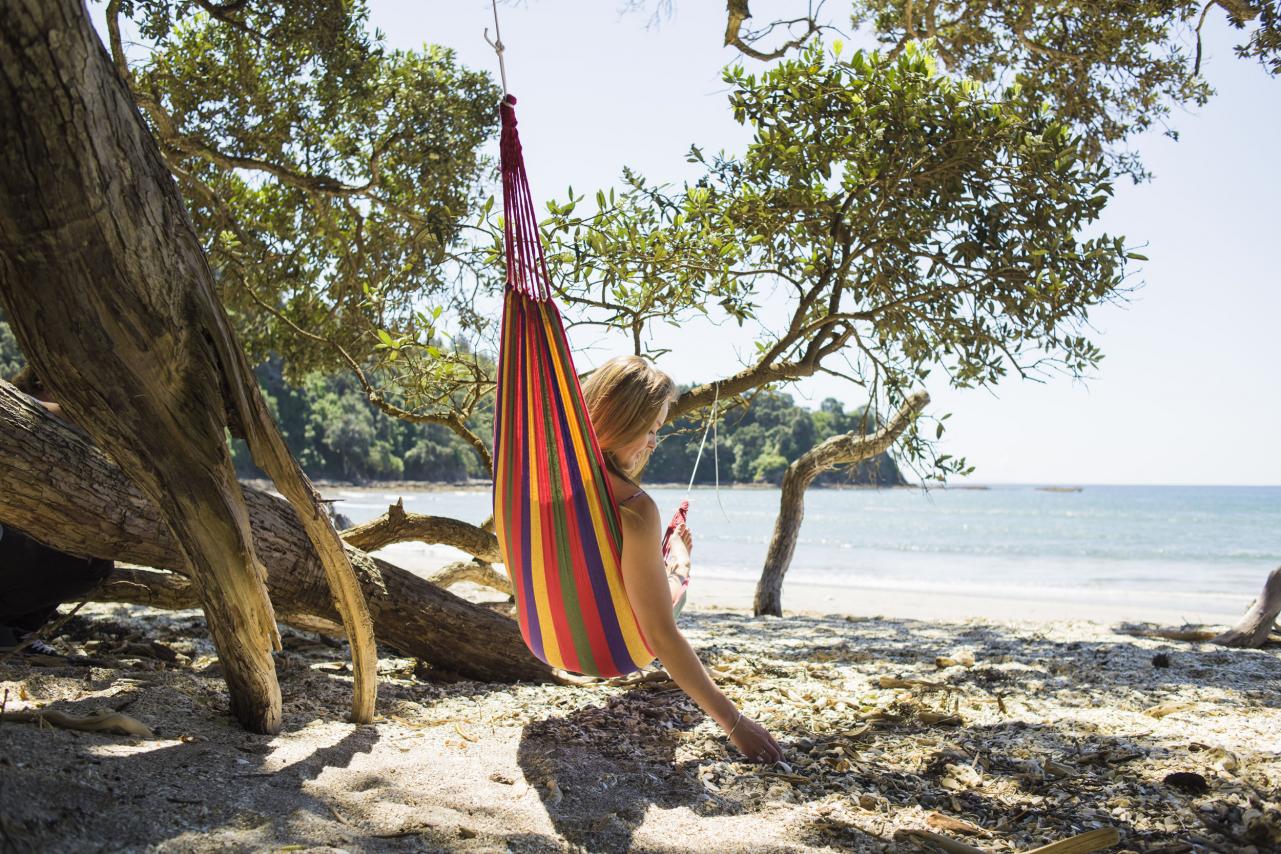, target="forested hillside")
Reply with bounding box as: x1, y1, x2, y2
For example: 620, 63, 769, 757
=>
2, 319, 903, 486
